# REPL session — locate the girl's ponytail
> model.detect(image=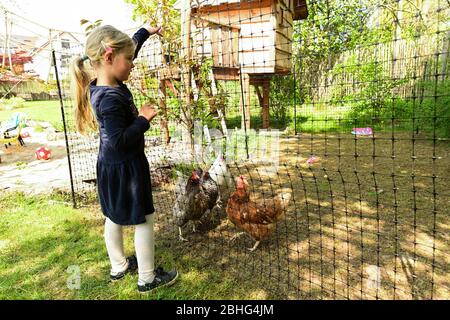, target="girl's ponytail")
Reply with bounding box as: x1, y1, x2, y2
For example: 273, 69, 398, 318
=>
70, 56, 97, 135
70, 25, 135, 135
